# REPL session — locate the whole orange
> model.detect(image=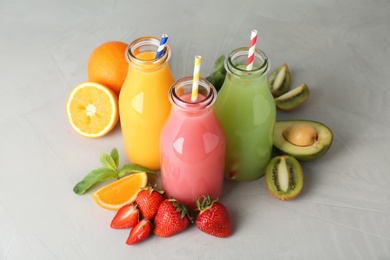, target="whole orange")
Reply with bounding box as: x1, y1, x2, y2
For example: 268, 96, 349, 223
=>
87, 41, 129, 95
